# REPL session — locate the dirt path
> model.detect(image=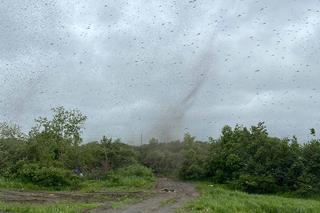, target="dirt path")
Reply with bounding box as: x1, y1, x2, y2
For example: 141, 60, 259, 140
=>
0, 190, 147, 204
93, 178, 199, 213
0, 178, 198, 213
